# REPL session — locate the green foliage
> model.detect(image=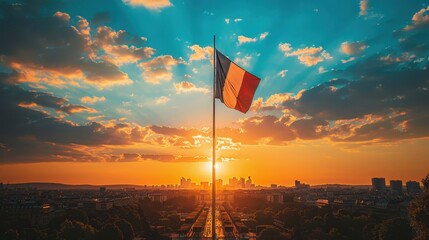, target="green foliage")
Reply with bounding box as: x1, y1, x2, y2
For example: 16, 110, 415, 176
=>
59, 220, 95, 240
64, 209, 89, 224
362, 223, 378, 240
257, 226, 286, 240
2, 229, 19, 240
409, 173, 429, 240
115, 219, 134, 240
255, 210, 274, 225
96, 223, 123, 240
378, 218, 412, 240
